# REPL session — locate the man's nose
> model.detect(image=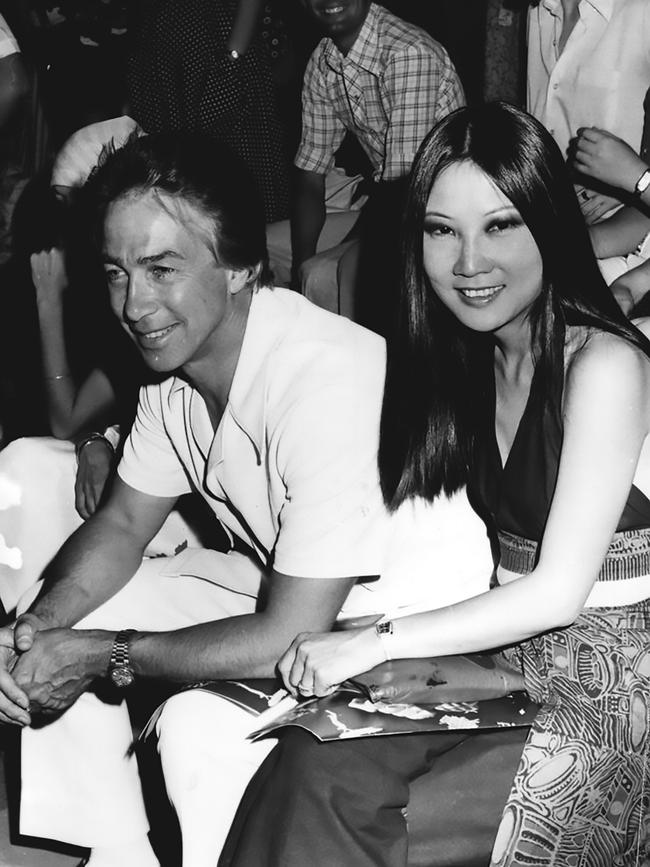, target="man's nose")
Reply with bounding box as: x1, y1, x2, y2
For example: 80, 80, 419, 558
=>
123, 274, 158, 323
